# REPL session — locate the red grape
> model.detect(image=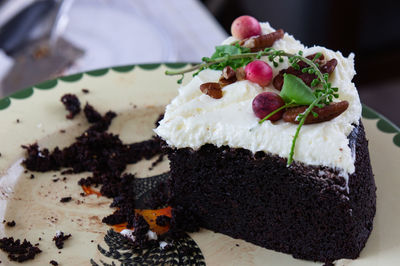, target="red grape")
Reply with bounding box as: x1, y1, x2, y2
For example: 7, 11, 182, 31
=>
245, 60, 273, 87
252, 92, 285, 121
231, 15, 261, 40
